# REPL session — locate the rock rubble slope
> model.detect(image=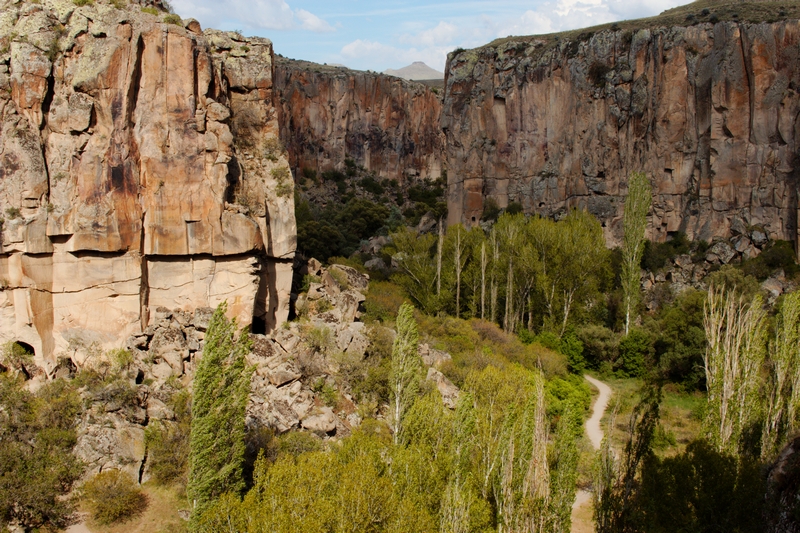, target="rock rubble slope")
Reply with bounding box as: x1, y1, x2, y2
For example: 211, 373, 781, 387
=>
0, 0, 295, 369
